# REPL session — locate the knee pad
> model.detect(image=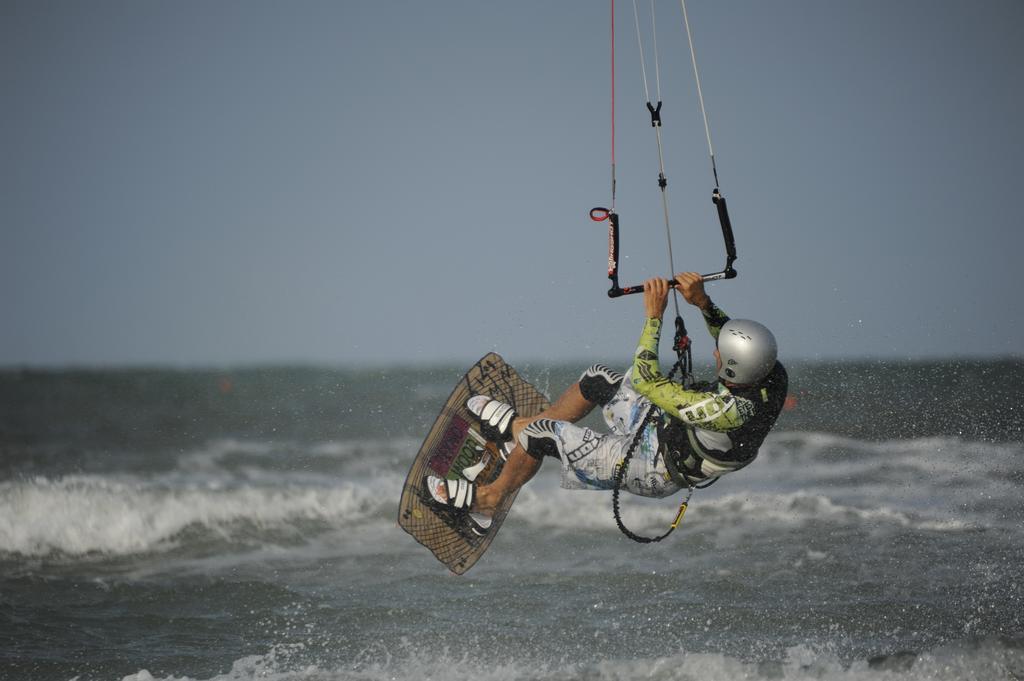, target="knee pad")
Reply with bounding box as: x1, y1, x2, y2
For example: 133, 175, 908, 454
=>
517, 419, 561, 461
578, 364, 623, 405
